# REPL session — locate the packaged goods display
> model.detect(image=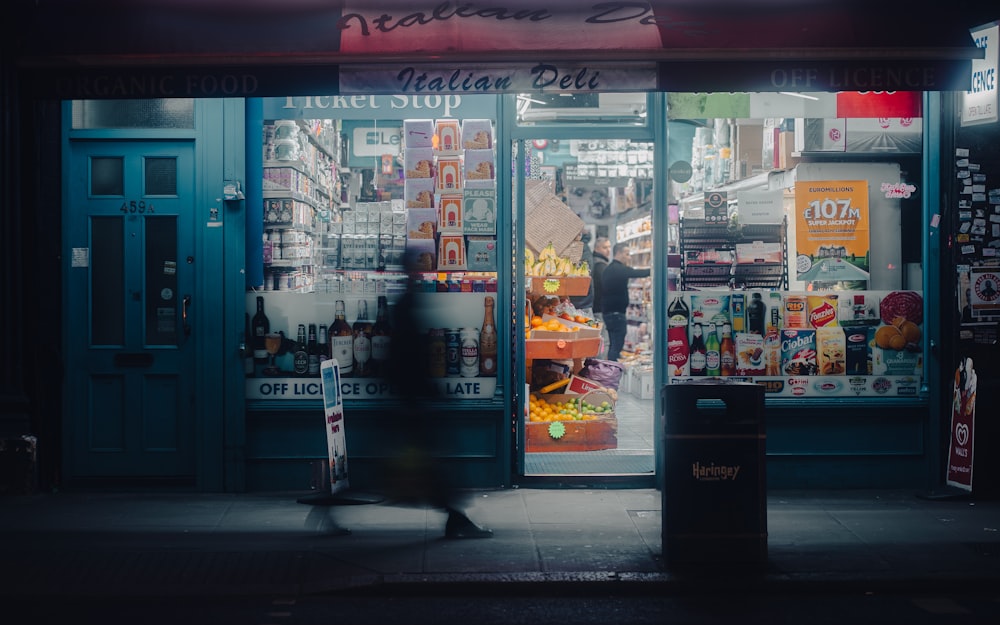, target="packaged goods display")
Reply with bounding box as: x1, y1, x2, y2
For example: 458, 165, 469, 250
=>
248, 116, 499, 402
669, 289, 924, 398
